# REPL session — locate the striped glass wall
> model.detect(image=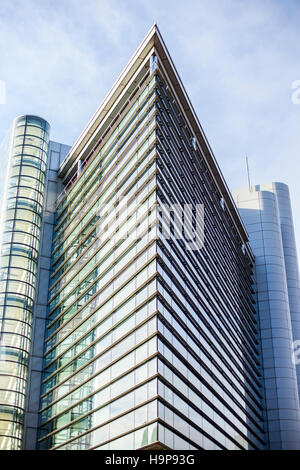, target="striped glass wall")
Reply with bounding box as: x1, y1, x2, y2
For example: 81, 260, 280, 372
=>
154, 71, 265, 450
37, 59, 265, 450
38, 71, 159, 450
